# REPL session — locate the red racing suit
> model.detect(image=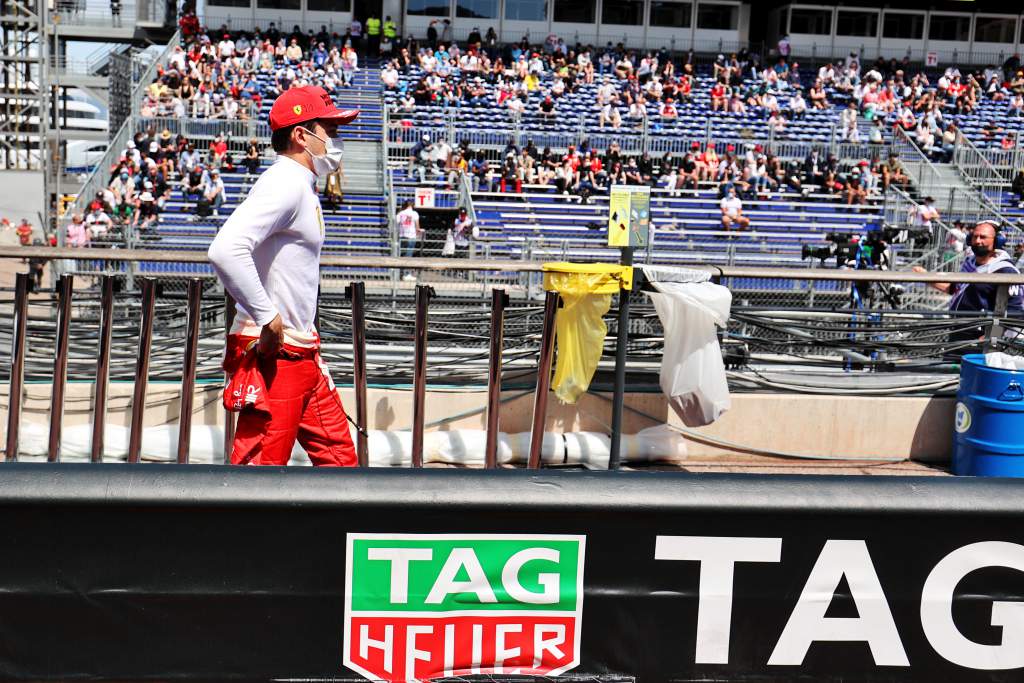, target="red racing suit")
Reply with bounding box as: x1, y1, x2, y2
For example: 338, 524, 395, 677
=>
223, 334, 356, 467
